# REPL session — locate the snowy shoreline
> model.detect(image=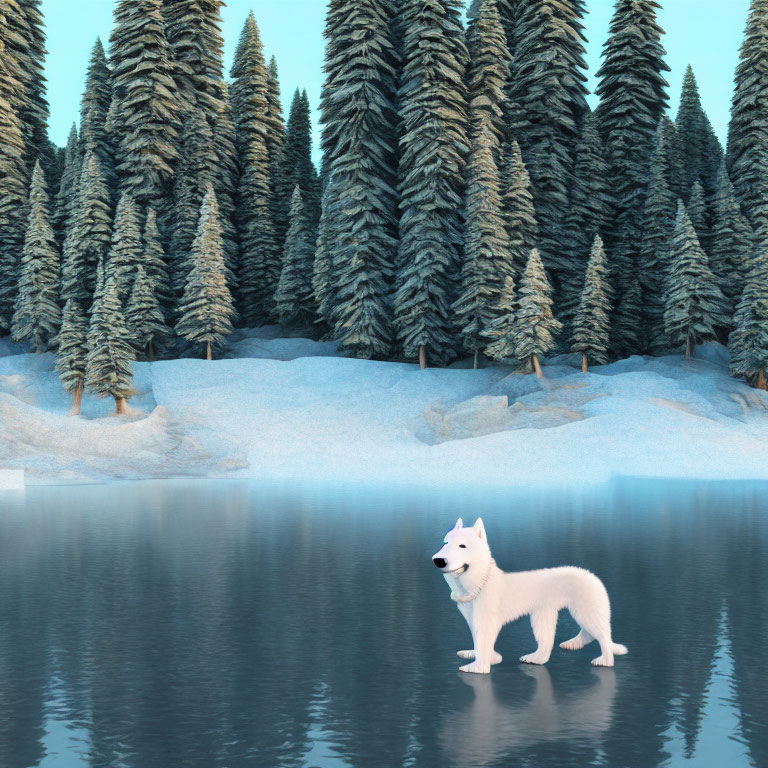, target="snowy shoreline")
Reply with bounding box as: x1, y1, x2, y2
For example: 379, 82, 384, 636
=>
2, 329, 768, 488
